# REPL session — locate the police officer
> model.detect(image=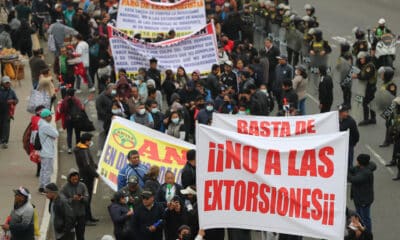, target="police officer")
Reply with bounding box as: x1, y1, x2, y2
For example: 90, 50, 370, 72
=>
379, 67, 397, 147
240, 6, 254, 43
355, 51, 377, 126
309, 29, 332, 58
352, 27, 369, 58
337, 41, 353, 108
304, 3, 319, 27
374, 18, 392, 40
386, 97, 400, 181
